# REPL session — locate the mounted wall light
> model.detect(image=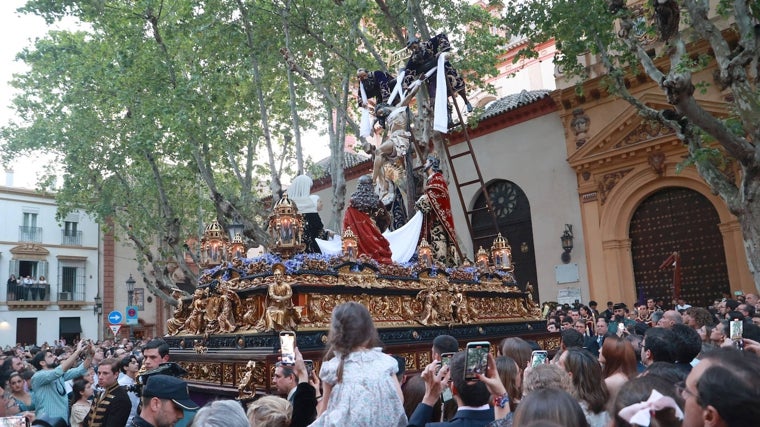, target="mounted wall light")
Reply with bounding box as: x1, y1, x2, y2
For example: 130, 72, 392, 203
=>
561, 224, 574, 263
94, 294, 102, 315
